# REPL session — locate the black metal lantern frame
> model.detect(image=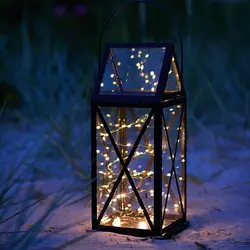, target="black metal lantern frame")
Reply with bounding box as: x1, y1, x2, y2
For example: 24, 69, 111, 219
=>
91, 0, 189, 239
